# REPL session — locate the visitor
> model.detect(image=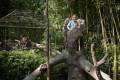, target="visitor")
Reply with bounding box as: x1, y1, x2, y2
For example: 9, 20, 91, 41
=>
76, 18, 85, 50
77, 19, 85, 30
67, 14, 78, 31
63, 14, 78, 49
